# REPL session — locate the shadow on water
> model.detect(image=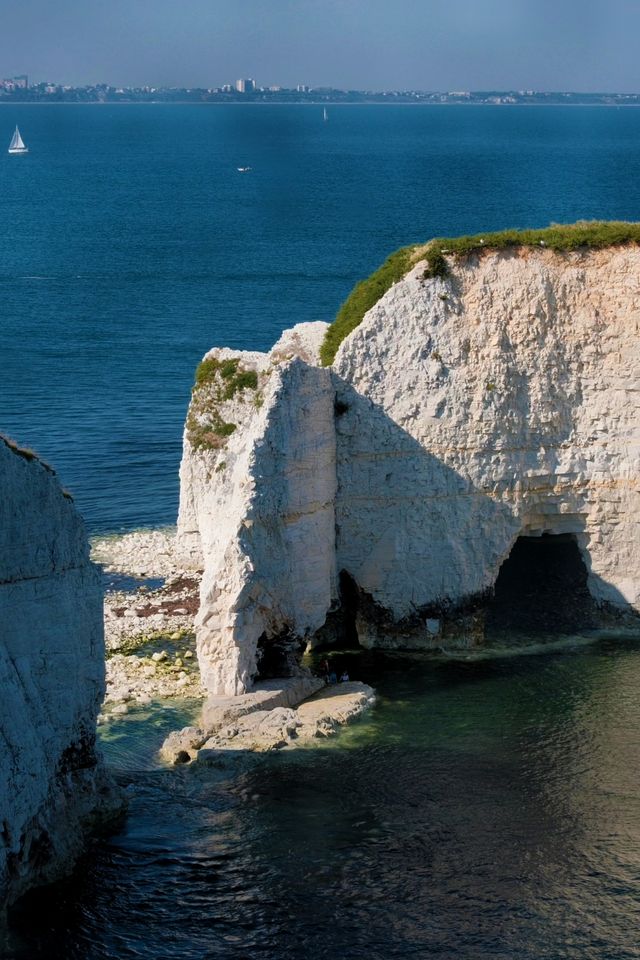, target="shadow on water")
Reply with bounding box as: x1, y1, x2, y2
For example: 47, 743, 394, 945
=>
4, 638, 640, 960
